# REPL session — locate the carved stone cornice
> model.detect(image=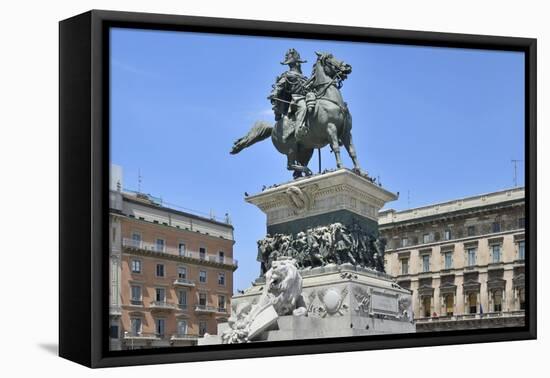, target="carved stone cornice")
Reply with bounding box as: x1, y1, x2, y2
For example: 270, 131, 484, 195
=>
397, 251, 411, 259
487, 278, 506, 290
462, 280, 481, 293
513, 273, 525, 289
463, 240, 479, 248
488, 236, 504, 245
246, 169, 398, 226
